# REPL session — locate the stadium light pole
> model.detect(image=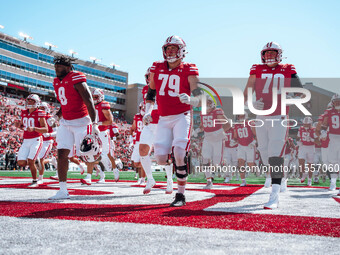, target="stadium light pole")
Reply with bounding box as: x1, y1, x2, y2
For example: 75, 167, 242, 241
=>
90, 57, 100, 64
45, 42, 57, 50
69, 50, 78, 58
19, 32, 33, 42
110, 63, 120, 70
